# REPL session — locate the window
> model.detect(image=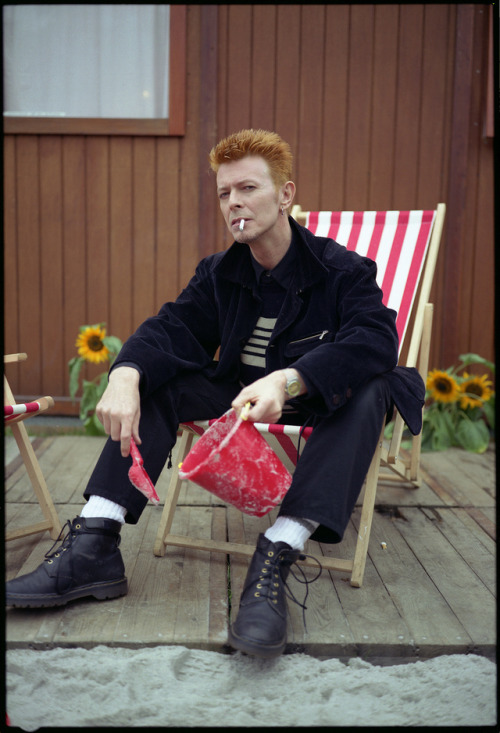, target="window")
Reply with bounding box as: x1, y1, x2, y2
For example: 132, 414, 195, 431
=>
3, 4, 186, 135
